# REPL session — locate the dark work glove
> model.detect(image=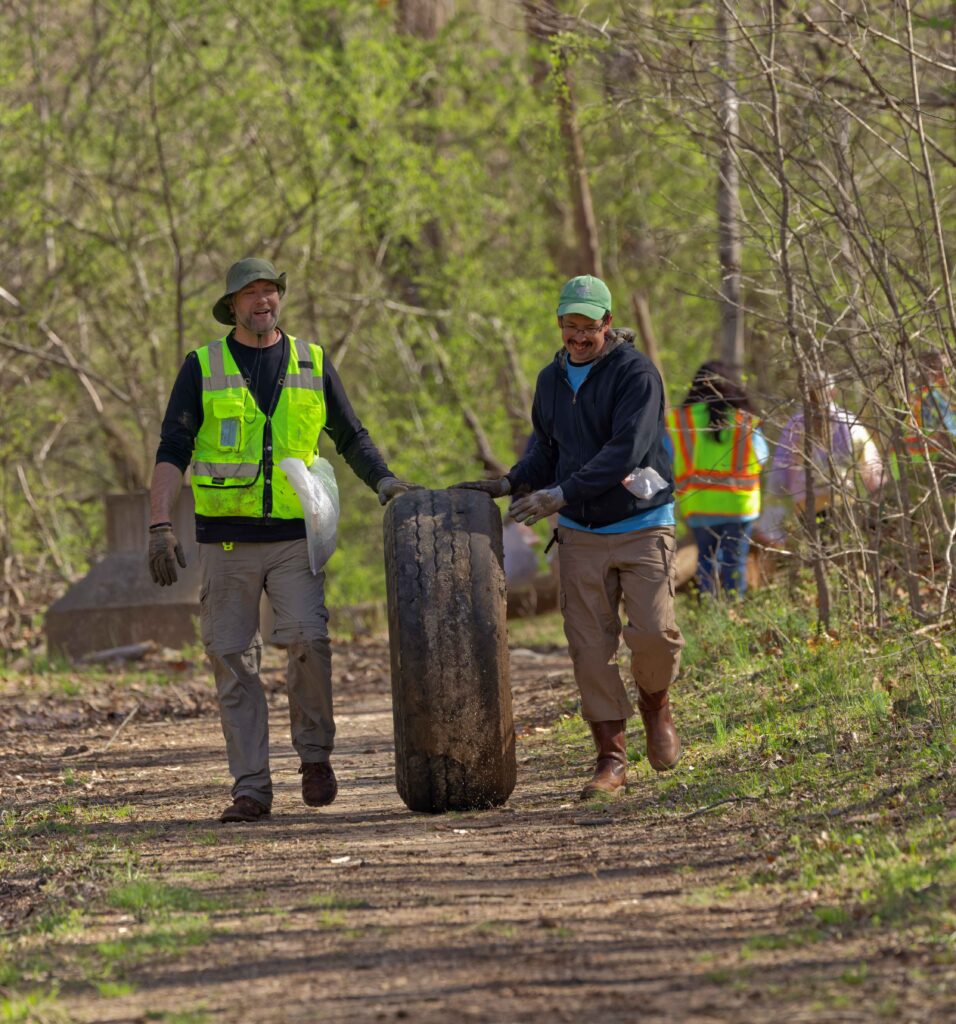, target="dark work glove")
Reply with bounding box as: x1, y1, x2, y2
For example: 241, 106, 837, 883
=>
148, 523, 186, 586
377, 476, 424, 506
451, 477, 511, 498
509, 486, 566, 526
